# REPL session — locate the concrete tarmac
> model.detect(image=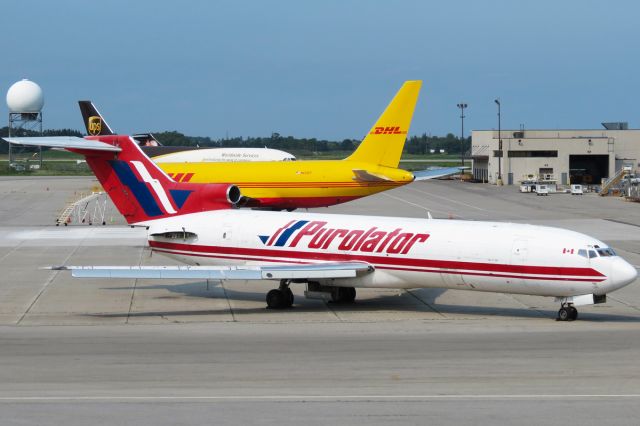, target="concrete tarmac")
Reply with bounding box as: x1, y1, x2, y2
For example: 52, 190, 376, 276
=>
0, 176, 639, 425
